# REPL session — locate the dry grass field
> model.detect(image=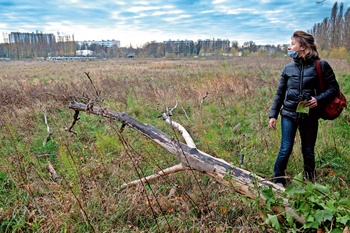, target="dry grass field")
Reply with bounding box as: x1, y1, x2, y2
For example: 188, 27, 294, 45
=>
0, 57, 349, 232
